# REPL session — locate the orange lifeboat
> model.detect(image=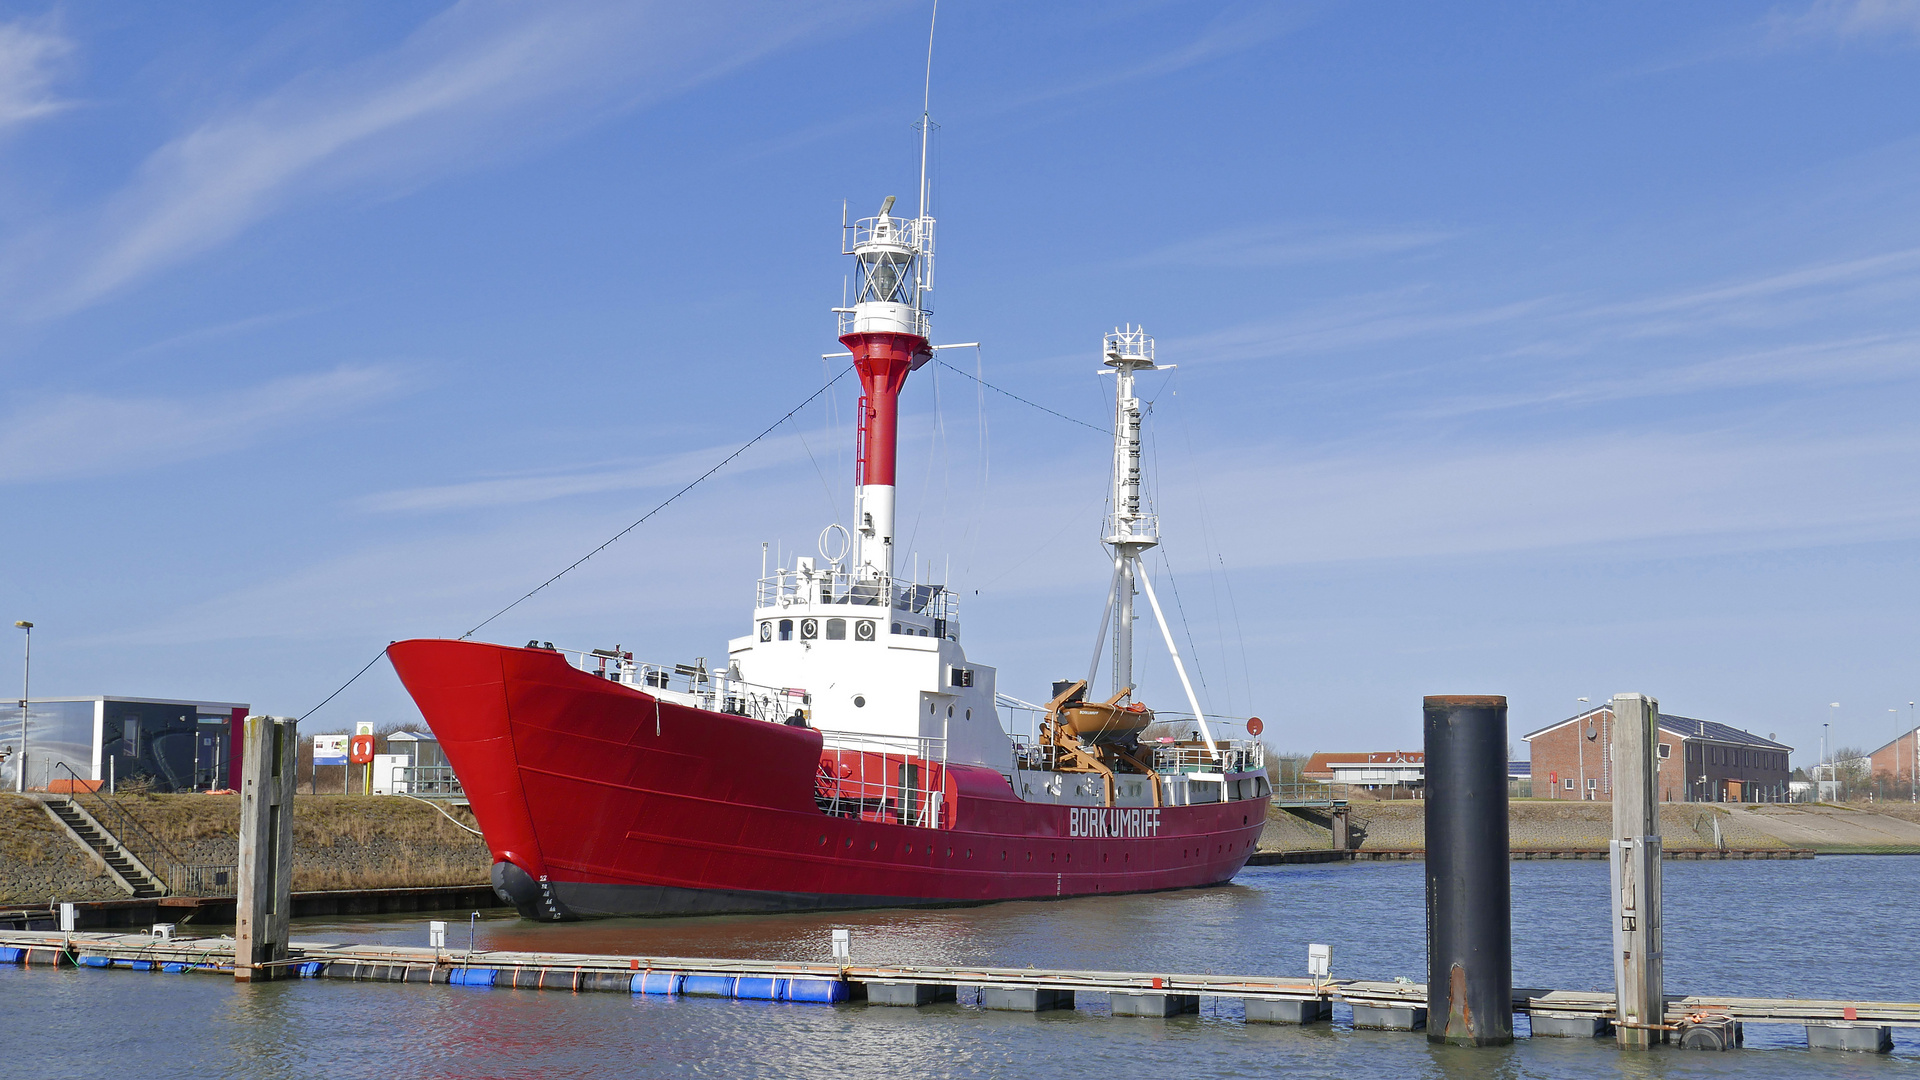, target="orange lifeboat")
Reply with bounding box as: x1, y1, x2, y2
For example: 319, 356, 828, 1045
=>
1059, 694, 1153, 745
